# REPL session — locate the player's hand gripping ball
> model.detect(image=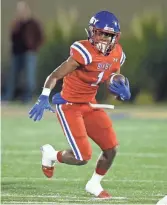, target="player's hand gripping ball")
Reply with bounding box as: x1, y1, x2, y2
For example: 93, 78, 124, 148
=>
108, 74, 131, 101
110, 74, 126, 84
